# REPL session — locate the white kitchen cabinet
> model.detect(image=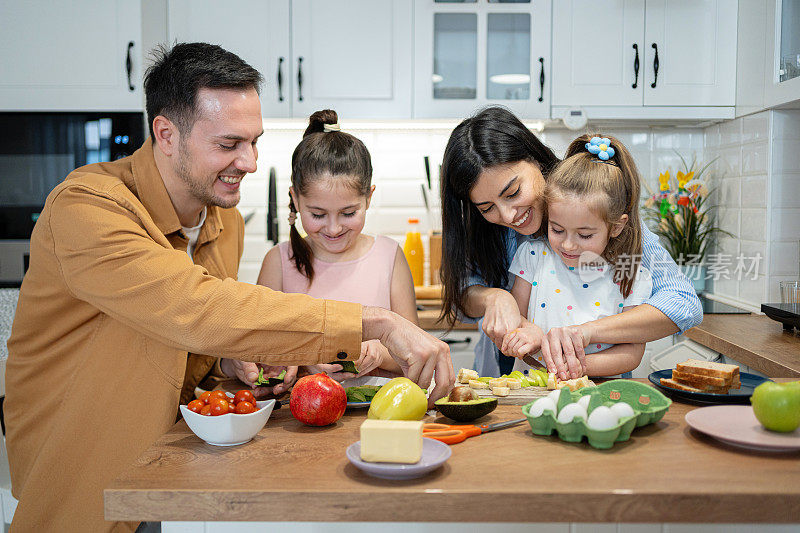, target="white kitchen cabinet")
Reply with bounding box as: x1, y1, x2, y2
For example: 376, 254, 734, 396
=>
168, 0, 412, 119
552, 0, 737, 120
291, 0, 413, 119
168, 0, 292, 118
0, 0, 142, 111
413, 0, 552, 119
